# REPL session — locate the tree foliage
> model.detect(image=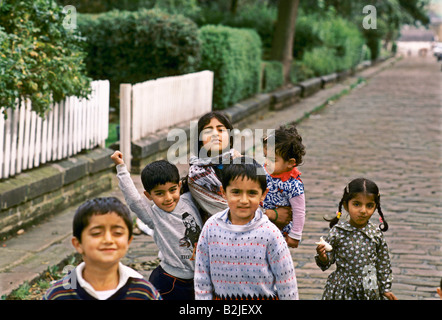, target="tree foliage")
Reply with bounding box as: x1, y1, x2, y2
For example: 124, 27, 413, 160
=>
0, 0, 91, 119
299, 0, 430, 60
